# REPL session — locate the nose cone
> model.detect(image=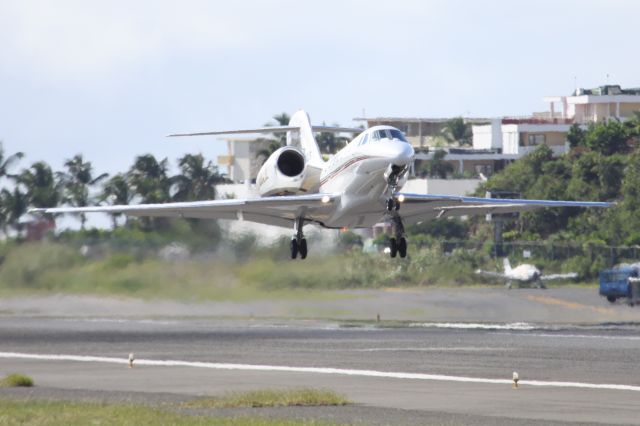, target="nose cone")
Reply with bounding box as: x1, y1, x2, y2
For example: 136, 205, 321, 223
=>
384, 141, 414, 166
